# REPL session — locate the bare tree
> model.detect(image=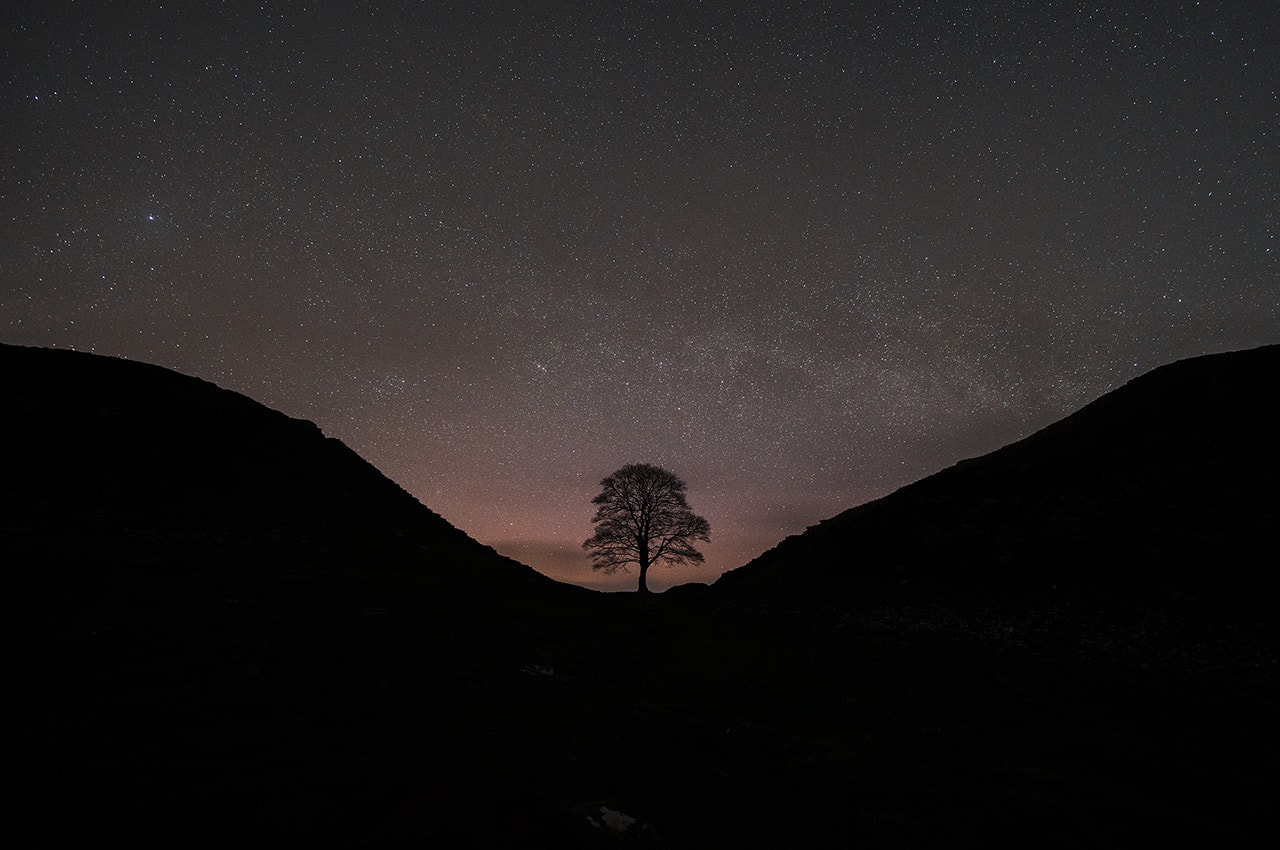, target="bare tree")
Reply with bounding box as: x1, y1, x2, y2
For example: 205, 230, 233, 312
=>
583, 463, 711, 593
